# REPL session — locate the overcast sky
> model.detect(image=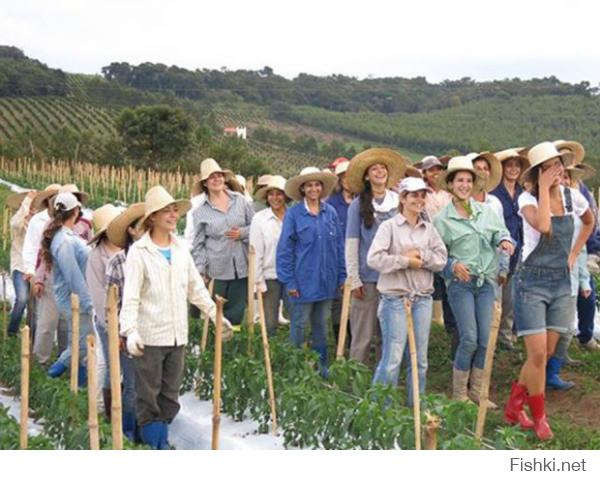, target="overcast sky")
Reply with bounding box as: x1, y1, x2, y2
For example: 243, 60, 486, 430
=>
2, 0, 599, 84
